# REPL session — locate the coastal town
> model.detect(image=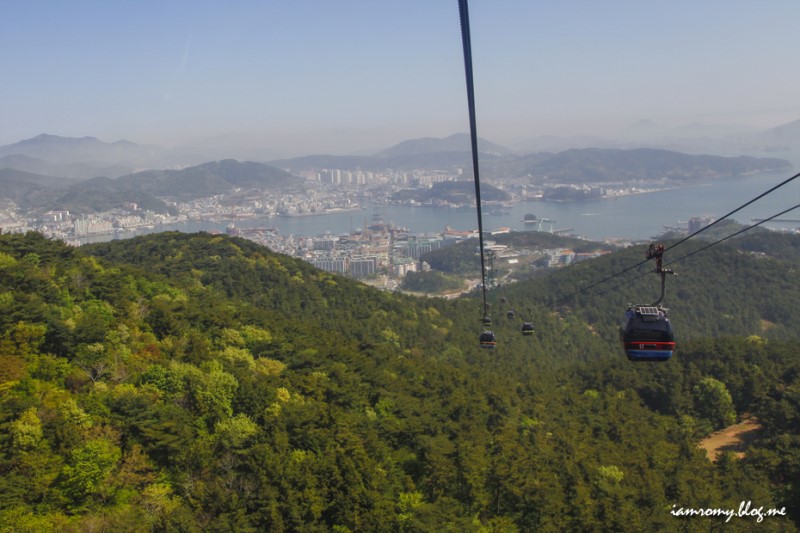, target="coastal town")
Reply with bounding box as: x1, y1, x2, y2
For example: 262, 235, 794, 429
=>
0, 167, 650, 289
